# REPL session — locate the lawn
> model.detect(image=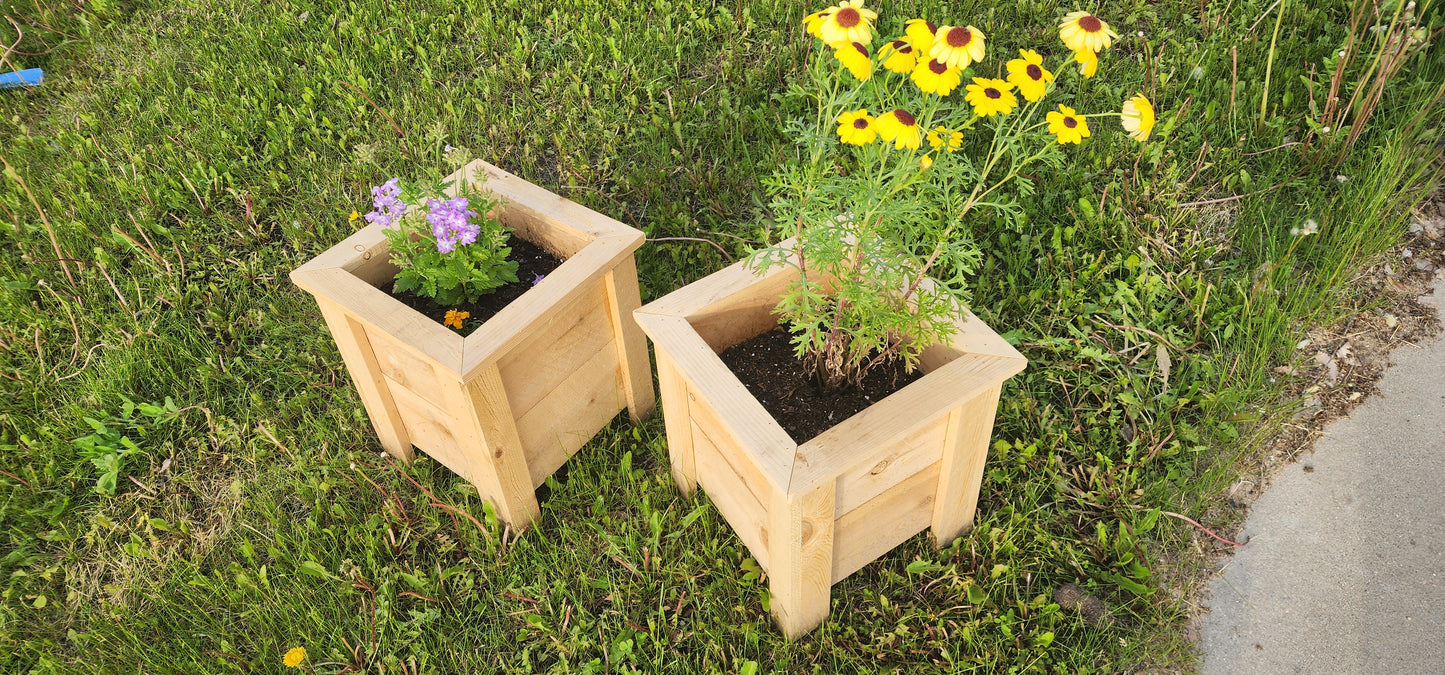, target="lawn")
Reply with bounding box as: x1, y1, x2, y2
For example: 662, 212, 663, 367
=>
1, 0, 1440, 672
